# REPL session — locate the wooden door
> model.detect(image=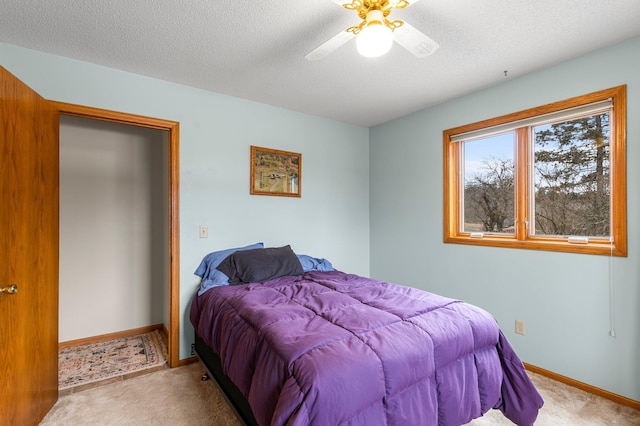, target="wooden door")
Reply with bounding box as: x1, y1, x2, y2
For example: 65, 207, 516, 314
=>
0, 67, 59, 425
